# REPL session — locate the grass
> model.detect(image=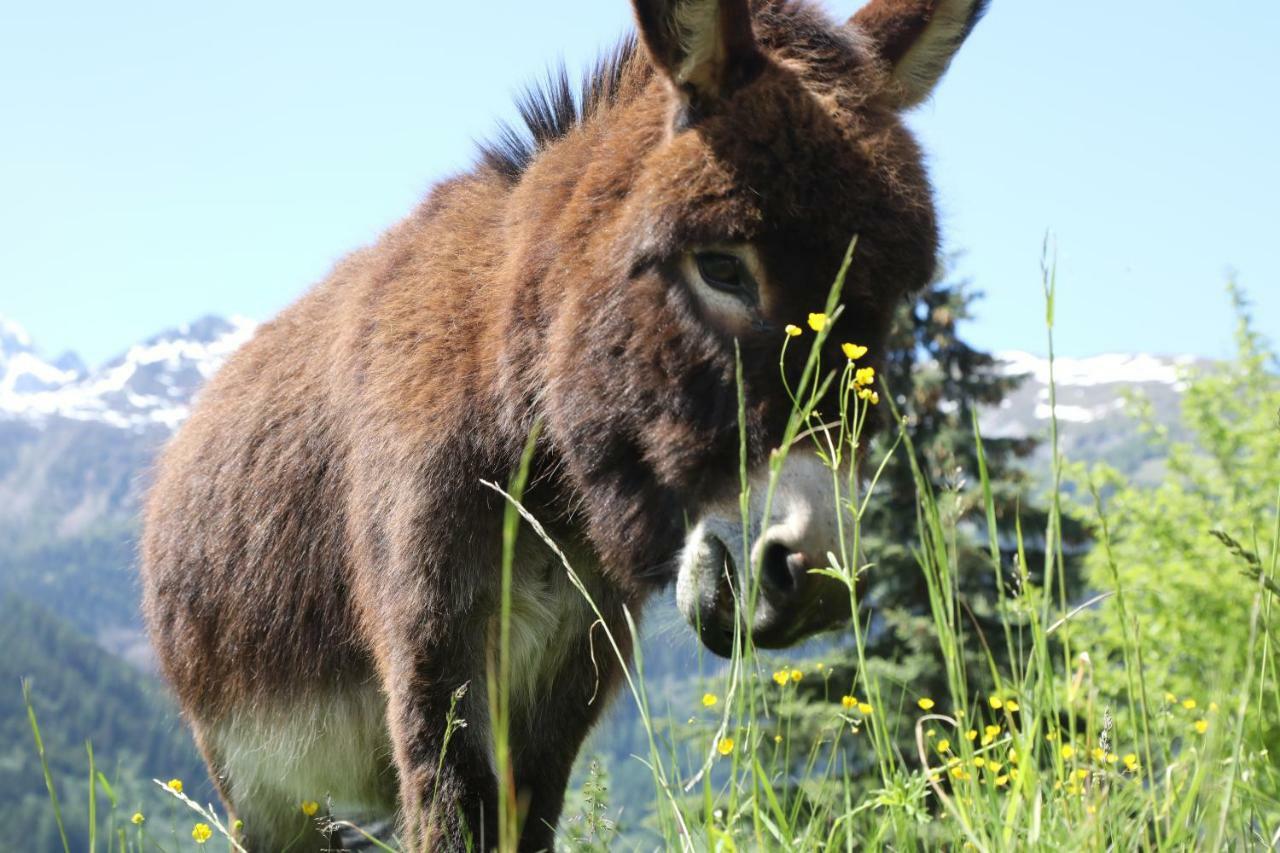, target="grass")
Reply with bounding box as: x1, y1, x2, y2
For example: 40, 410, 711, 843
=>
22, 249, 1279, 850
